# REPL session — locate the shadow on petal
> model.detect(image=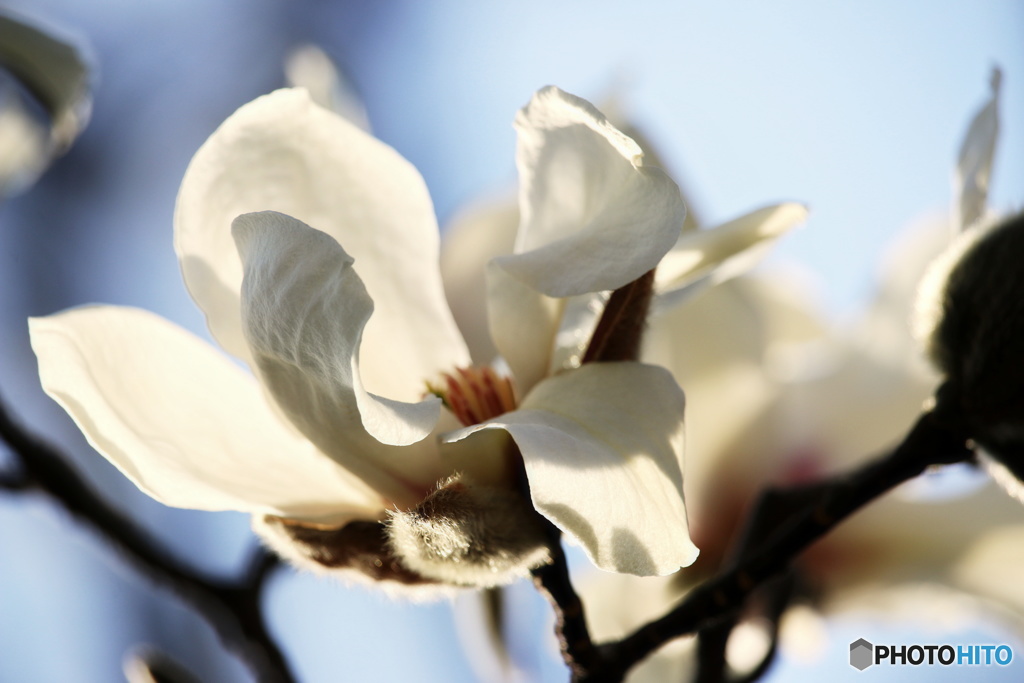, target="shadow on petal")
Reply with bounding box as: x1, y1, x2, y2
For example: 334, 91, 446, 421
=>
611, 527, 657, 577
